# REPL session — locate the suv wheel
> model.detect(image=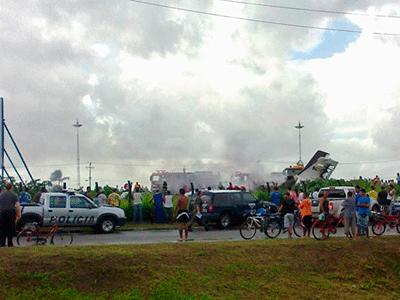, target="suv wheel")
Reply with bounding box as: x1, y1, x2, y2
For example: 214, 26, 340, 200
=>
218, 213, 231, 229
98, 217, 116, 233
